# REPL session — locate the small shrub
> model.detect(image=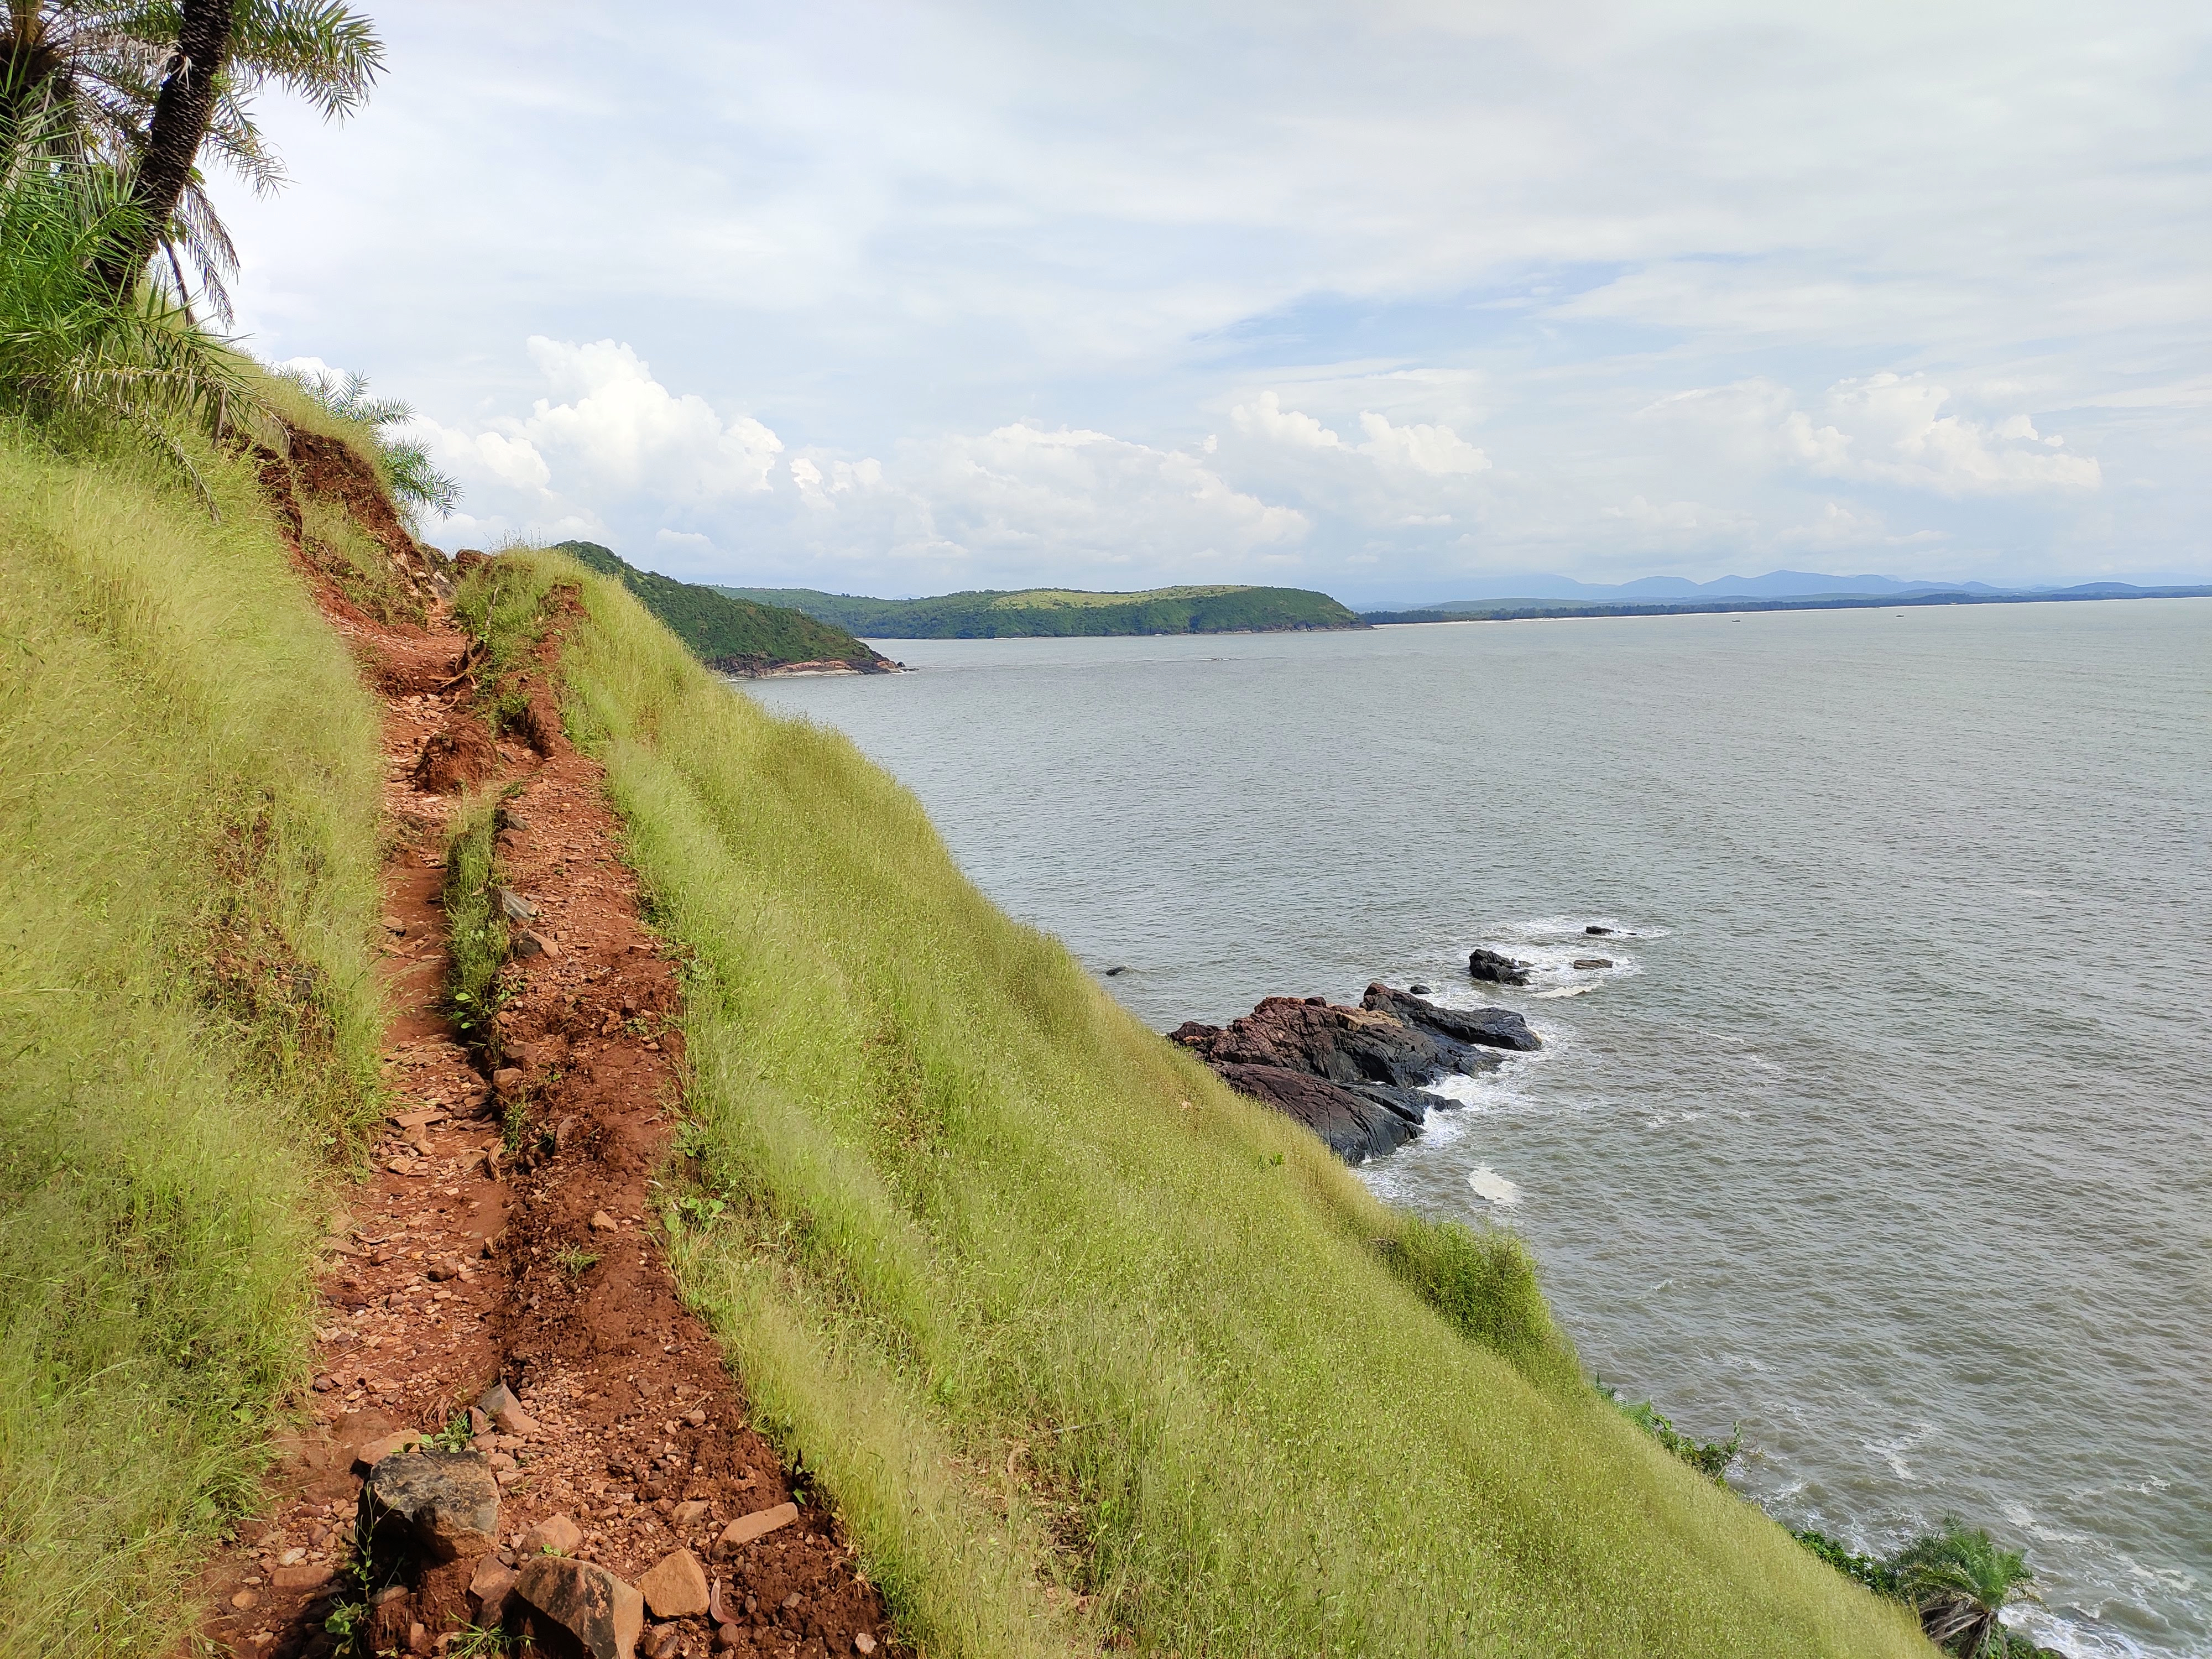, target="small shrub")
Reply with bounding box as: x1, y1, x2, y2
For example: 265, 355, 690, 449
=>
267, 365, 459, 525
1377, 1214, 1582, 1390
1794, 1528, 1901, 1598
1601, 1384, 1741, 1481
